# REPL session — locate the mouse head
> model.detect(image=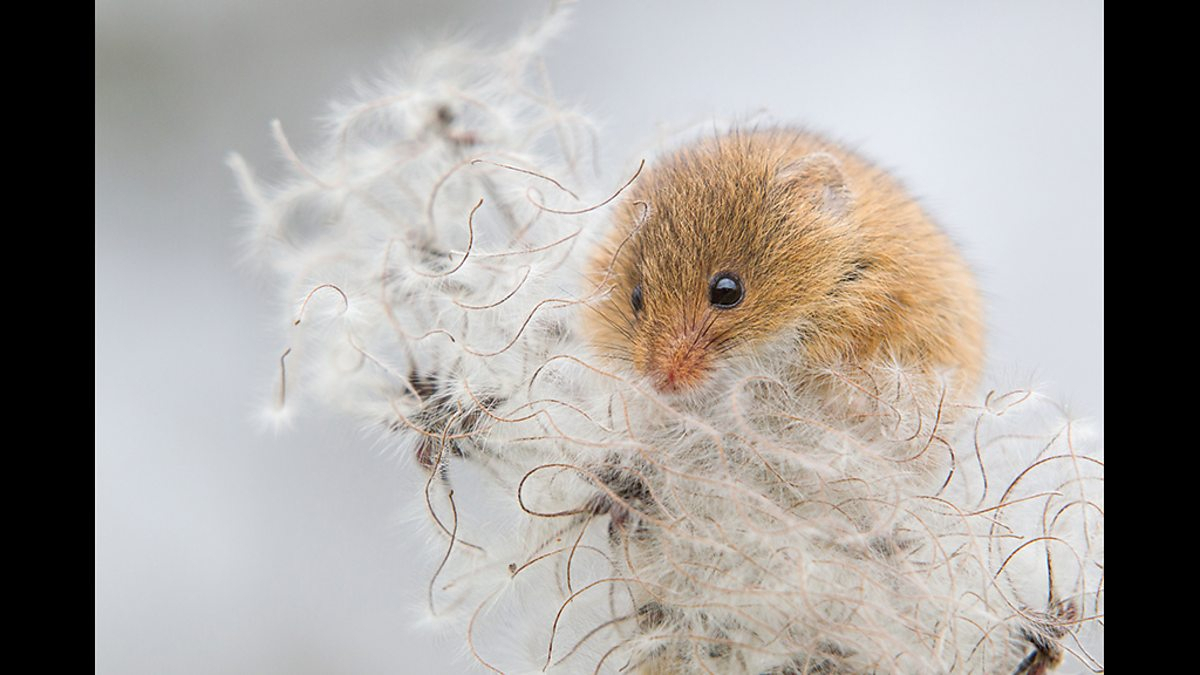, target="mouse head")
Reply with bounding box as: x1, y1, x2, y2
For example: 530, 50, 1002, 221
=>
585, 131, 869, 395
